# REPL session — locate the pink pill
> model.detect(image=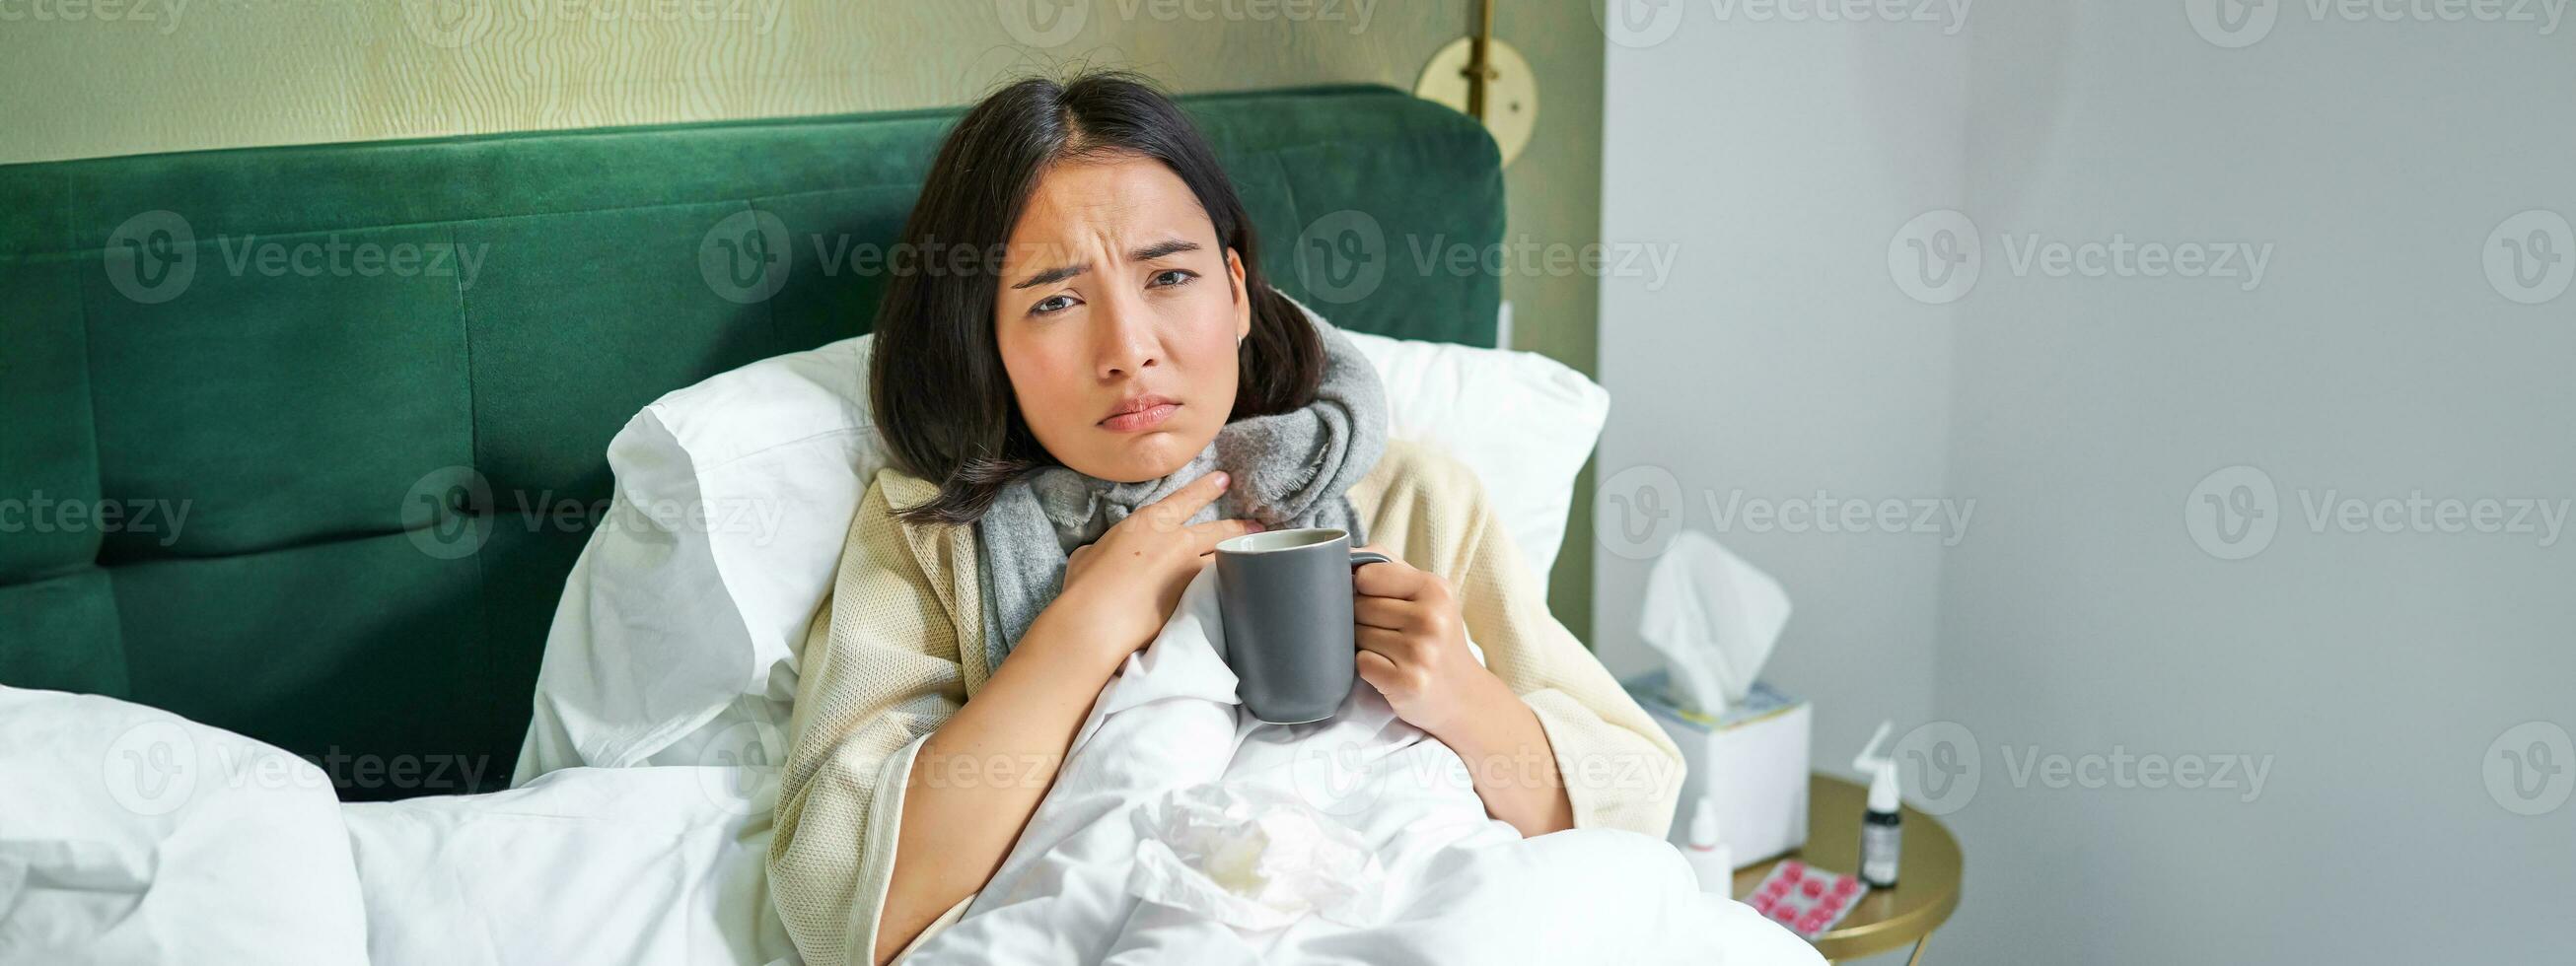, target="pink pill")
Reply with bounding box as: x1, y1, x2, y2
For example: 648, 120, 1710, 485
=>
1773, 908, 1797, 924
1801, 915, 1830, 932
1800, 879, 1824, 897
1834, 877, 1861, 896
1781, 862, 1806, 879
